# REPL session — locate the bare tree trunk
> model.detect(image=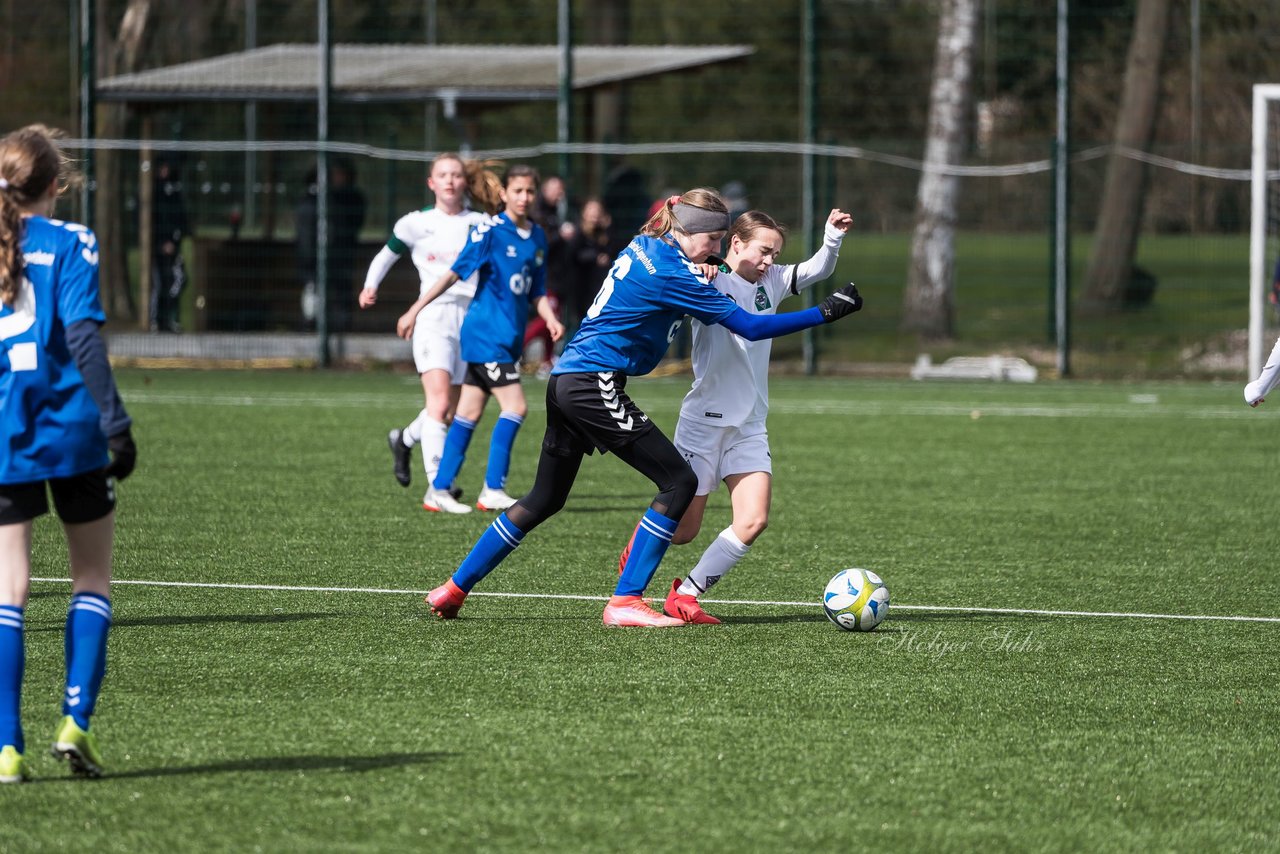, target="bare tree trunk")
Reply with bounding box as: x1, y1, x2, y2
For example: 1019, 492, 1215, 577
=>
902, 0, 979, 341
1082, 0, 1170, 311
94, 0, 150, 324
